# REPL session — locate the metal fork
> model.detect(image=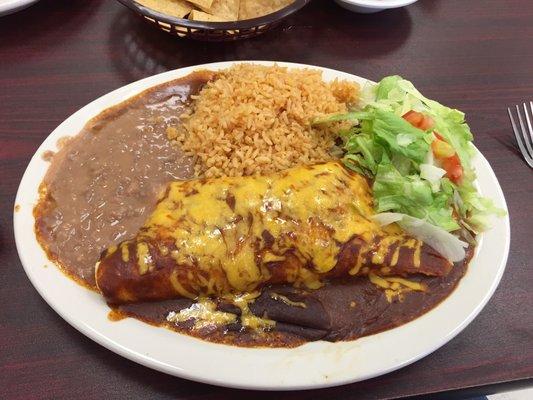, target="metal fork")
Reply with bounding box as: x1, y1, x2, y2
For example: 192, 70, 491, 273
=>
508, 101, 533, 168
